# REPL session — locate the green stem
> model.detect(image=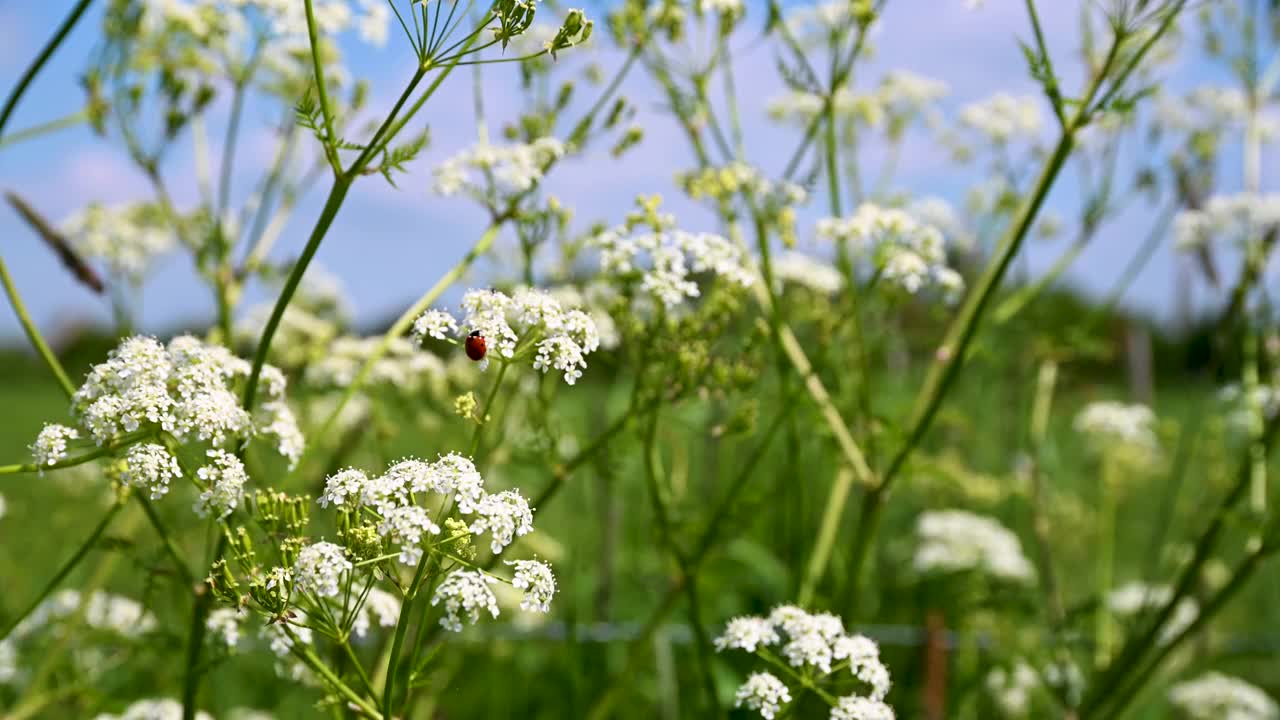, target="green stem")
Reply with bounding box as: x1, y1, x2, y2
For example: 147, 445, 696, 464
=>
0, 109, 88, 150
137, 494, 197, 588
469, 358, 510, 456
382, 552, 432, 717
293, 632, 384, 719
0, 254, 75, 398
181, 533, 226, 720
0, 501, 122, 641
242, 176, 351, 411
0, 0, 94, 144
0, 430, 153, 474
798, 466, 853, 606
304, 0, 343, 173
992, 234, 1089, 325
1094, 458, 1117, 667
